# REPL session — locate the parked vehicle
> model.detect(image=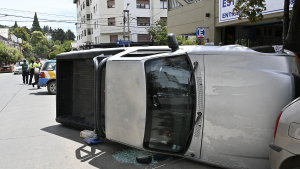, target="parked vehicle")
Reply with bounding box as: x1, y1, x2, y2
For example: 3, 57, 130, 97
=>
13, 62, 25, 74
55, 34, 300, 169
38, 60, 56, 94
270, 98, 300, 169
